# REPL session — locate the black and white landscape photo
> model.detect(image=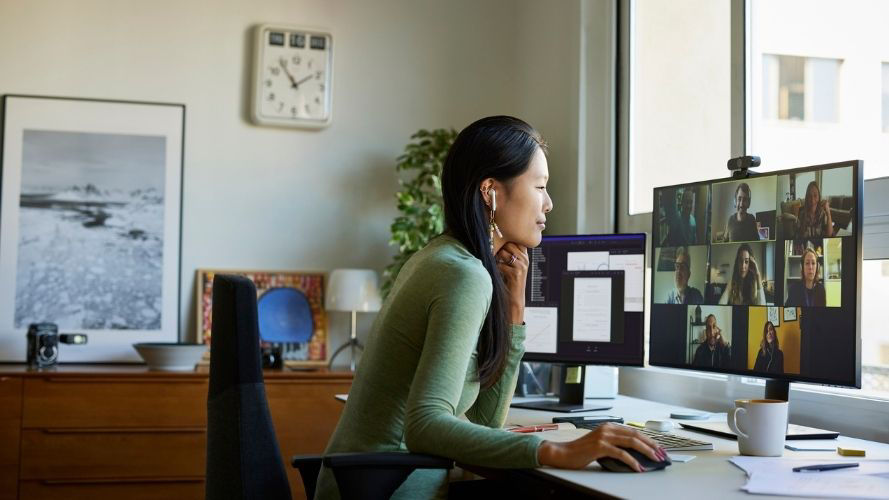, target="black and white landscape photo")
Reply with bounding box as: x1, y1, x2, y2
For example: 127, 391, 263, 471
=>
15, 130, 167, 330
